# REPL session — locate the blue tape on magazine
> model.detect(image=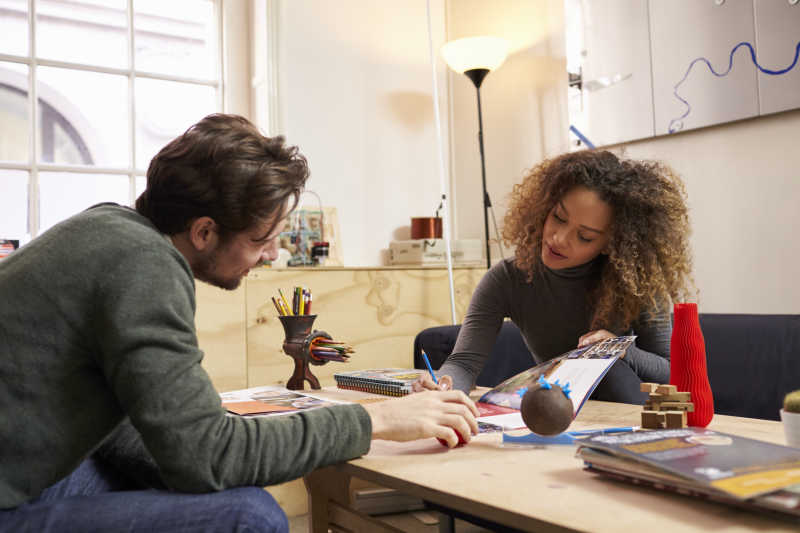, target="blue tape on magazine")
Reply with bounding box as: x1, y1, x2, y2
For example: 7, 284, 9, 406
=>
502, 426, 637, 445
